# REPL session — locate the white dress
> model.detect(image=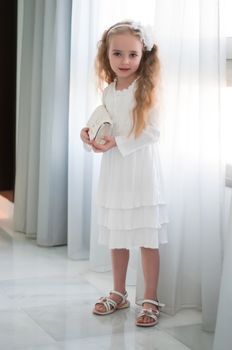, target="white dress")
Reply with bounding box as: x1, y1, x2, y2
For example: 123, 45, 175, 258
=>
96, 80, 169, 249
